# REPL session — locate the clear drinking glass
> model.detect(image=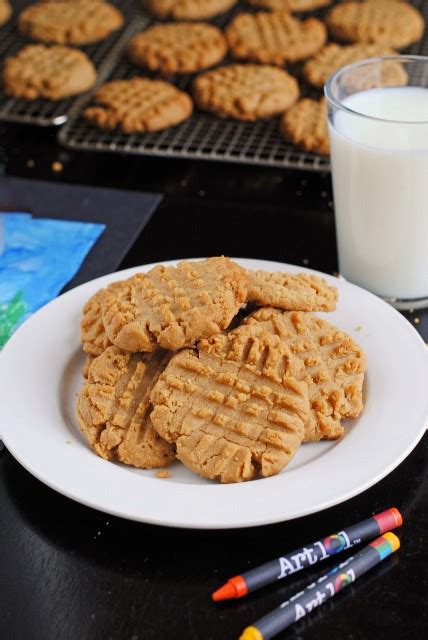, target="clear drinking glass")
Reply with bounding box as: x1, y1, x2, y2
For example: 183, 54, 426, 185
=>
325, 56, 428, 309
